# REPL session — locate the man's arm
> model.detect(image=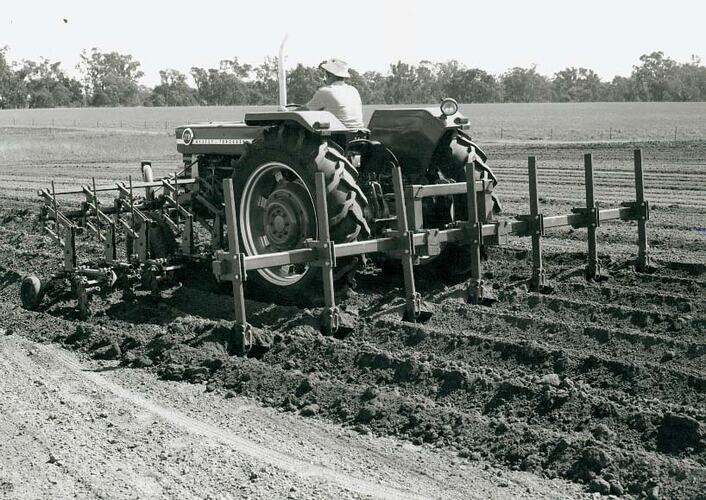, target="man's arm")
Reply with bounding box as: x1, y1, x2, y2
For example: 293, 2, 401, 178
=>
305, 88, 332, 111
